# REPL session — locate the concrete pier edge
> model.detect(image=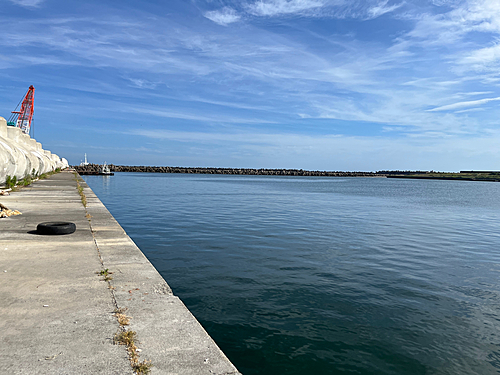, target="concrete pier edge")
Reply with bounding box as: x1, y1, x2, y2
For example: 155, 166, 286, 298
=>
0, 170, 241, 374
79, 173, 241, 375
